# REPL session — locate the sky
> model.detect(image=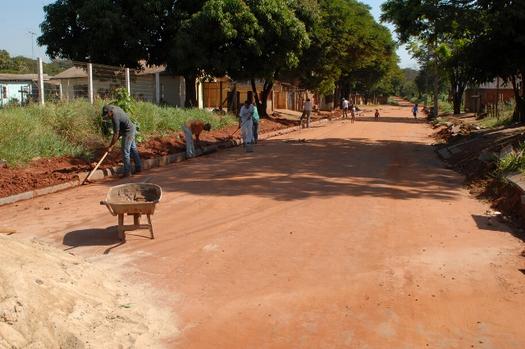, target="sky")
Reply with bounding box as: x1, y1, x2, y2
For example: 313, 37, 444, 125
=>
0, 0, 417, 69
